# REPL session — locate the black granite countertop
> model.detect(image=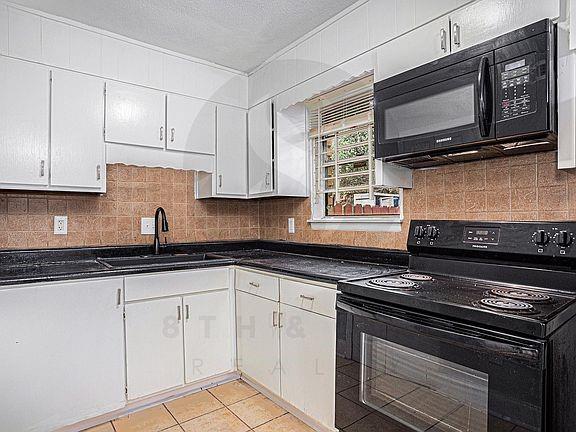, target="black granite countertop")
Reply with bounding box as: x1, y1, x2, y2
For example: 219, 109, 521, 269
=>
0, 240, 408, 287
